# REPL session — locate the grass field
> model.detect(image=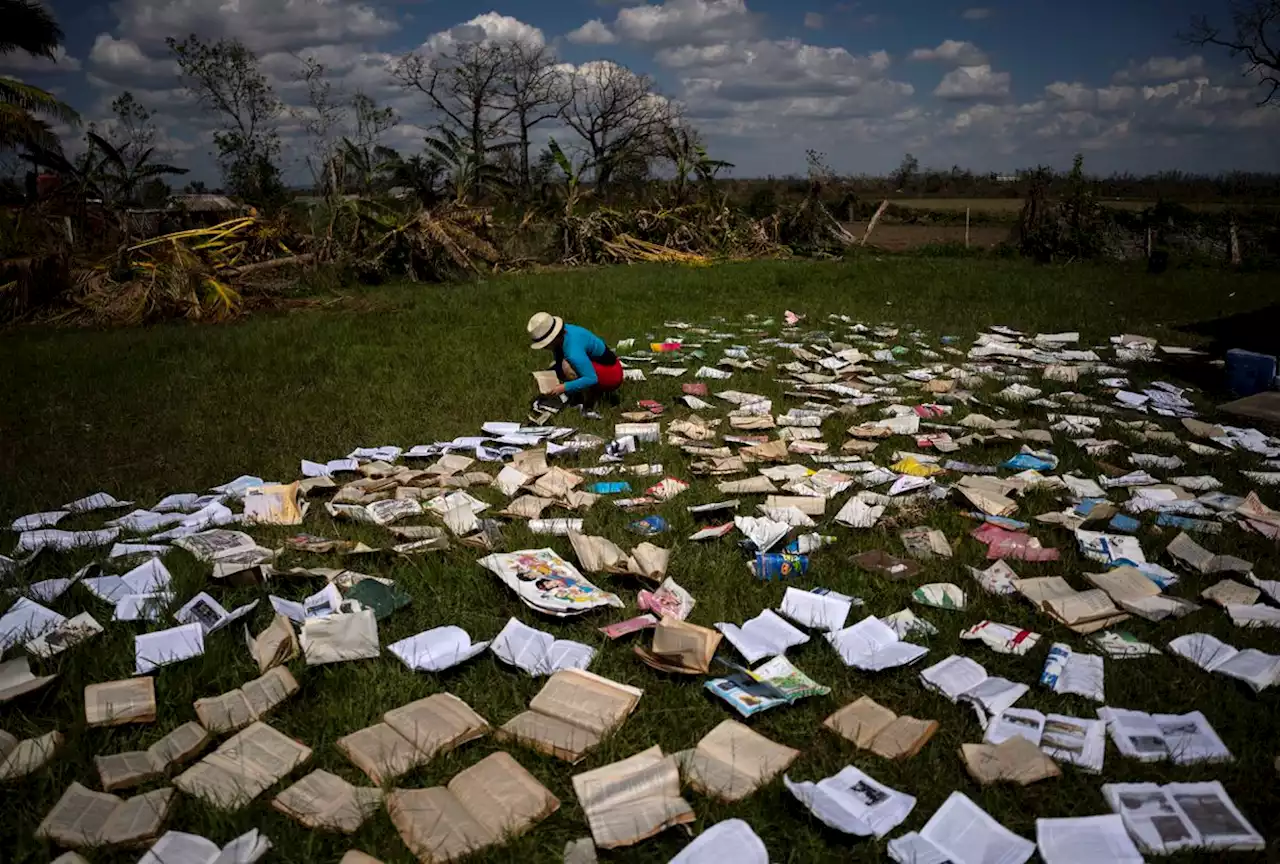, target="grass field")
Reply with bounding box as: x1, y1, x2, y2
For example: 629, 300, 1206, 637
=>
3, 258, 1280, 864
887, 198, 1258, 213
